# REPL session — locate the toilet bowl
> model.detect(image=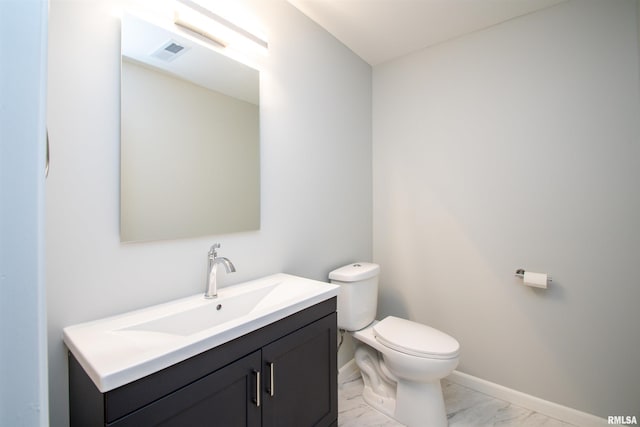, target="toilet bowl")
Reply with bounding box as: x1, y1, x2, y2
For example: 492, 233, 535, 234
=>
352, 317, 459, 427
329, 263, 460, 427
